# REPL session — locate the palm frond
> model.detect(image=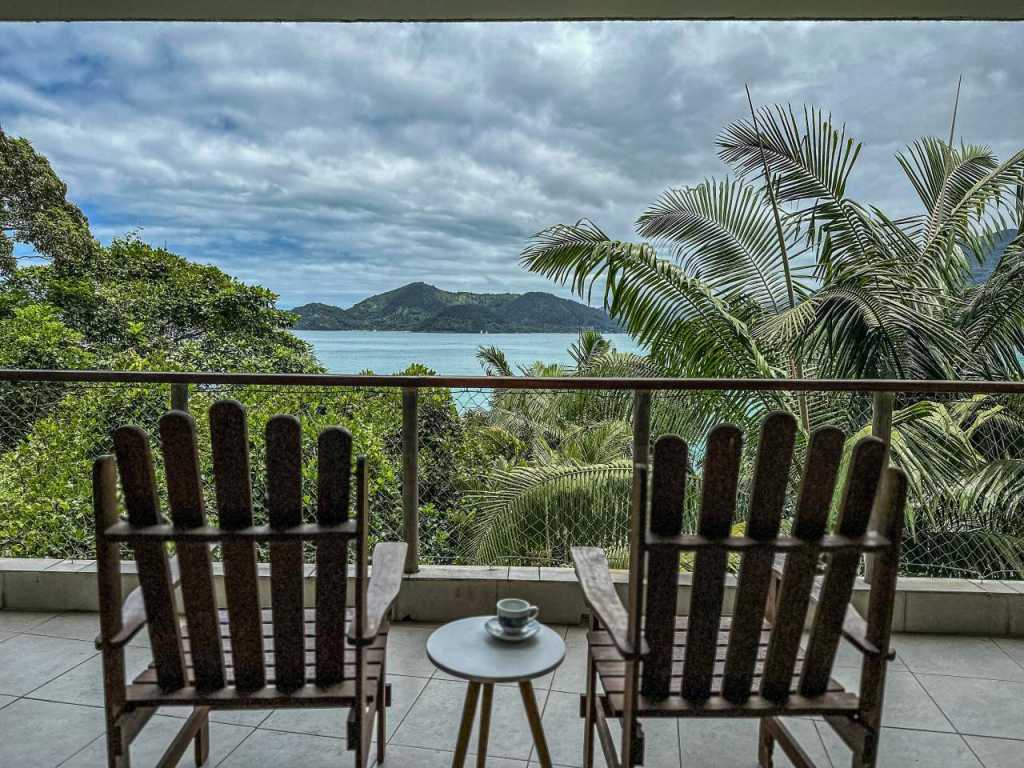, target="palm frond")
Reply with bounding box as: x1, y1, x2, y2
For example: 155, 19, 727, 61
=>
717, 105, 870, 274
465, 461, 633, 565
635, 179, 810, 312
477, 345, 514, 377
522, 221, 782, 387
569, 330, 611, 373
